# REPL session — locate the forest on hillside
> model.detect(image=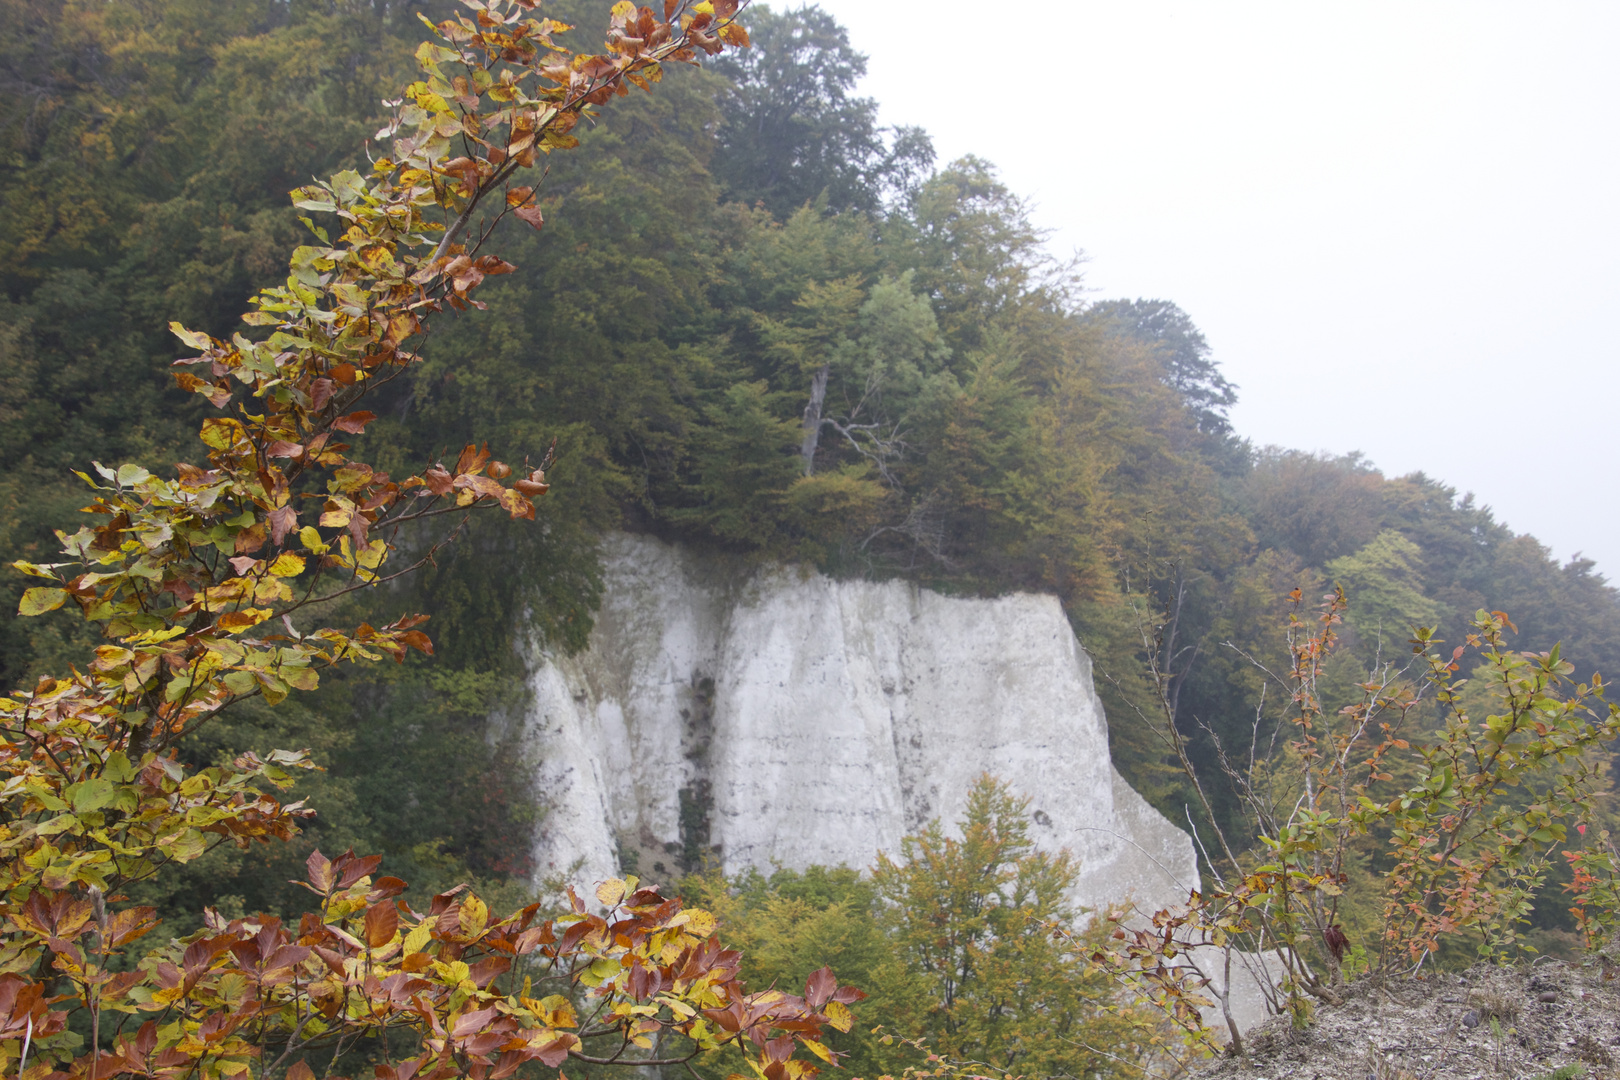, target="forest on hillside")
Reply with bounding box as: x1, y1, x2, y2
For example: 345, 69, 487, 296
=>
4, 0, 1620, 1075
